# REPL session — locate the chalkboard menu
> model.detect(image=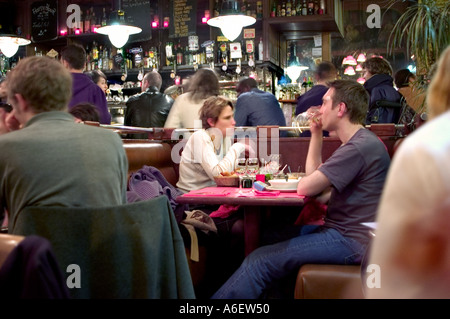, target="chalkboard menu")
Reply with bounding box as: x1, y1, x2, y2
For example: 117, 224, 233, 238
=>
121, 0, 152, 43
31, 0, 58, 42
169, 0, 197, 38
